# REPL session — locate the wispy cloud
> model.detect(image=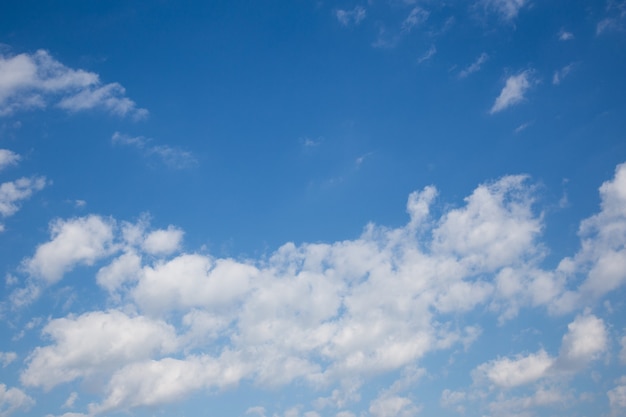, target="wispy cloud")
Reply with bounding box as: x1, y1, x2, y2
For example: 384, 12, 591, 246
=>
0, 50, 147, 118
553, 63, 575, 85
401, 7, 430, 33
417, 45, 437, 64
458, 52, 489, 78
596, 0, 626, 34
490, 70, 534, 114
112, 132, 197, 170
480, 0, 528, 22
336, 6, 366, 26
